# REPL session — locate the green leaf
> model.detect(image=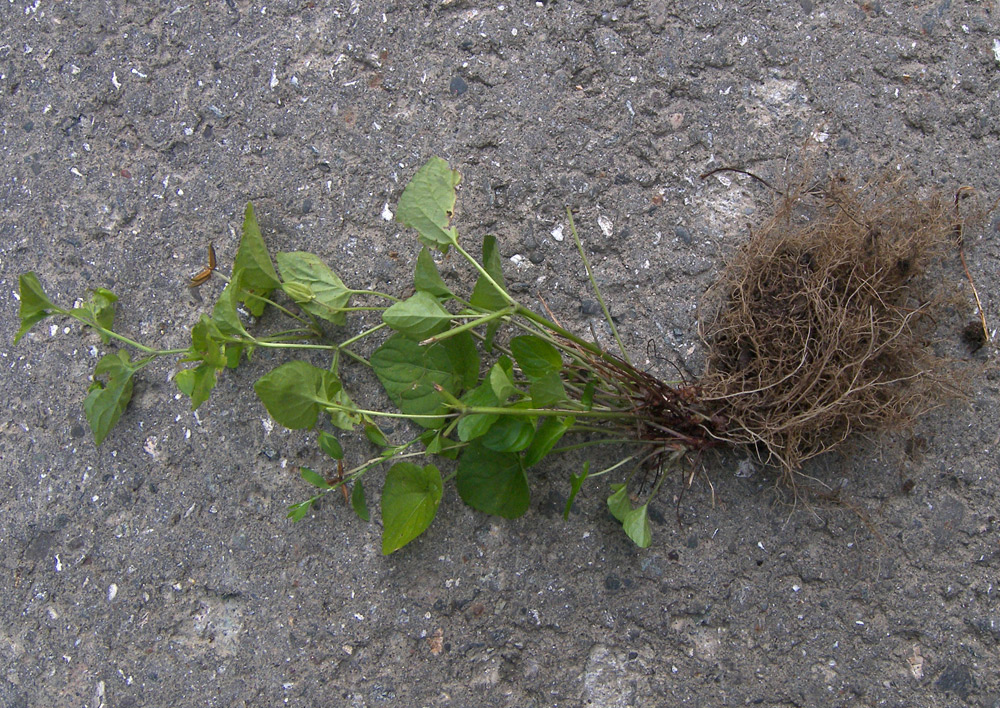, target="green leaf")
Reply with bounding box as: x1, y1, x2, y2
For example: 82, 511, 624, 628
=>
563, 461, 590, 520
318, 431, 343, 460
70, 288, 118, 342
621, 504, 652, 548
510, 335, 563, 379
414, 248, 452, 299
606, 483, 630, 523
253, 360, 341, 430
327, 386, 362, 431
364, 422, 389, 448
456, 443, 530, 519
396, 157, 462, 252
529, 370, 566, 407
15, 272, 61, 343
605, 484, 651, 546
233, 202, 281, 317
189, 316, 227, 368
481, 415, 535, 453
524, 415, 574, 468
422, 430, 461, 459
488, 356, 517, 402
211, 282, 249, 337
300, 466, 332, 489
371, 333, 478, 428
441, 331, 480, 390
380, 462, 443, 554
483, 317, 503, 352
470, 234, 509, 311
287, 498, 316, 522
351, 480, 370, 522
456, 382, 500, 442
275, 251, 352, 326
84, 350, 138, 445
174, 362, 219, 409
382, 291, 453, 339
581, 379, 597, 410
